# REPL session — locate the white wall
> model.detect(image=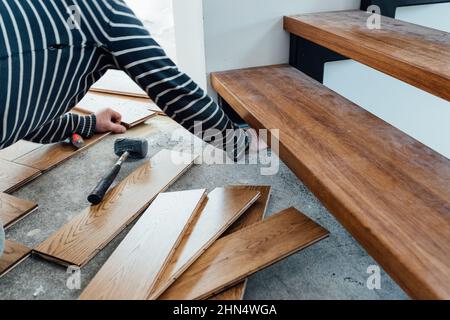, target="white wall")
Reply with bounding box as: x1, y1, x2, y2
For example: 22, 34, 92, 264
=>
172, 0, 450, 158
172, 0, 207, 89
